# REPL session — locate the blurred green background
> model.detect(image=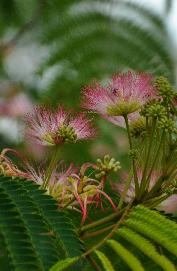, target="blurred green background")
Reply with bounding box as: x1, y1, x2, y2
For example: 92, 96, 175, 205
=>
0, 0, 176, 168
